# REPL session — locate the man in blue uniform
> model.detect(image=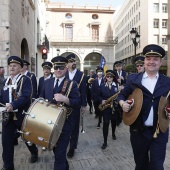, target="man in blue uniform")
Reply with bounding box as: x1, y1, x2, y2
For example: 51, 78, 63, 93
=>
118, 44, 170, 170
39, 56, 81, 170
65, 53, 87, 158
134, 56, 145, 73
0, 56, 32, 170
114, 61, 126, 125
37, 61, 53, 97
91, 66, 104, 128
86, 69, 96, 114
114, 61, 126, 87
21, 59, 37, 99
